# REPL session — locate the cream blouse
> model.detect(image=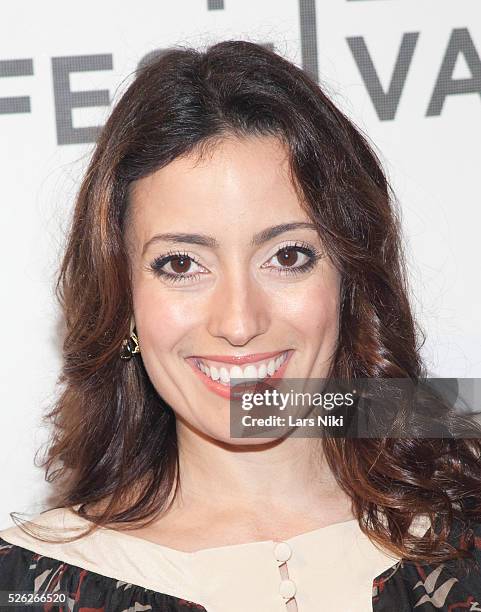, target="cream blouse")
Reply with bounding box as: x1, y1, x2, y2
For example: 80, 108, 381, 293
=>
0, 507, 430, 612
